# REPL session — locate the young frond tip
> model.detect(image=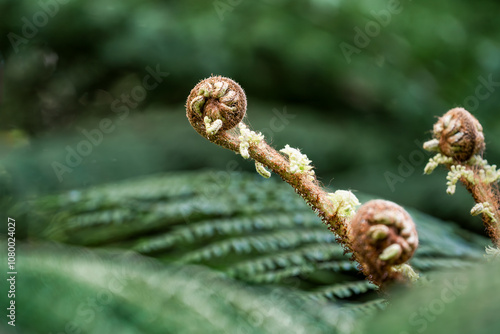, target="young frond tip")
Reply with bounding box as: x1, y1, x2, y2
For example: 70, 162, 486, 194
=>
186, 76, 247, 137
